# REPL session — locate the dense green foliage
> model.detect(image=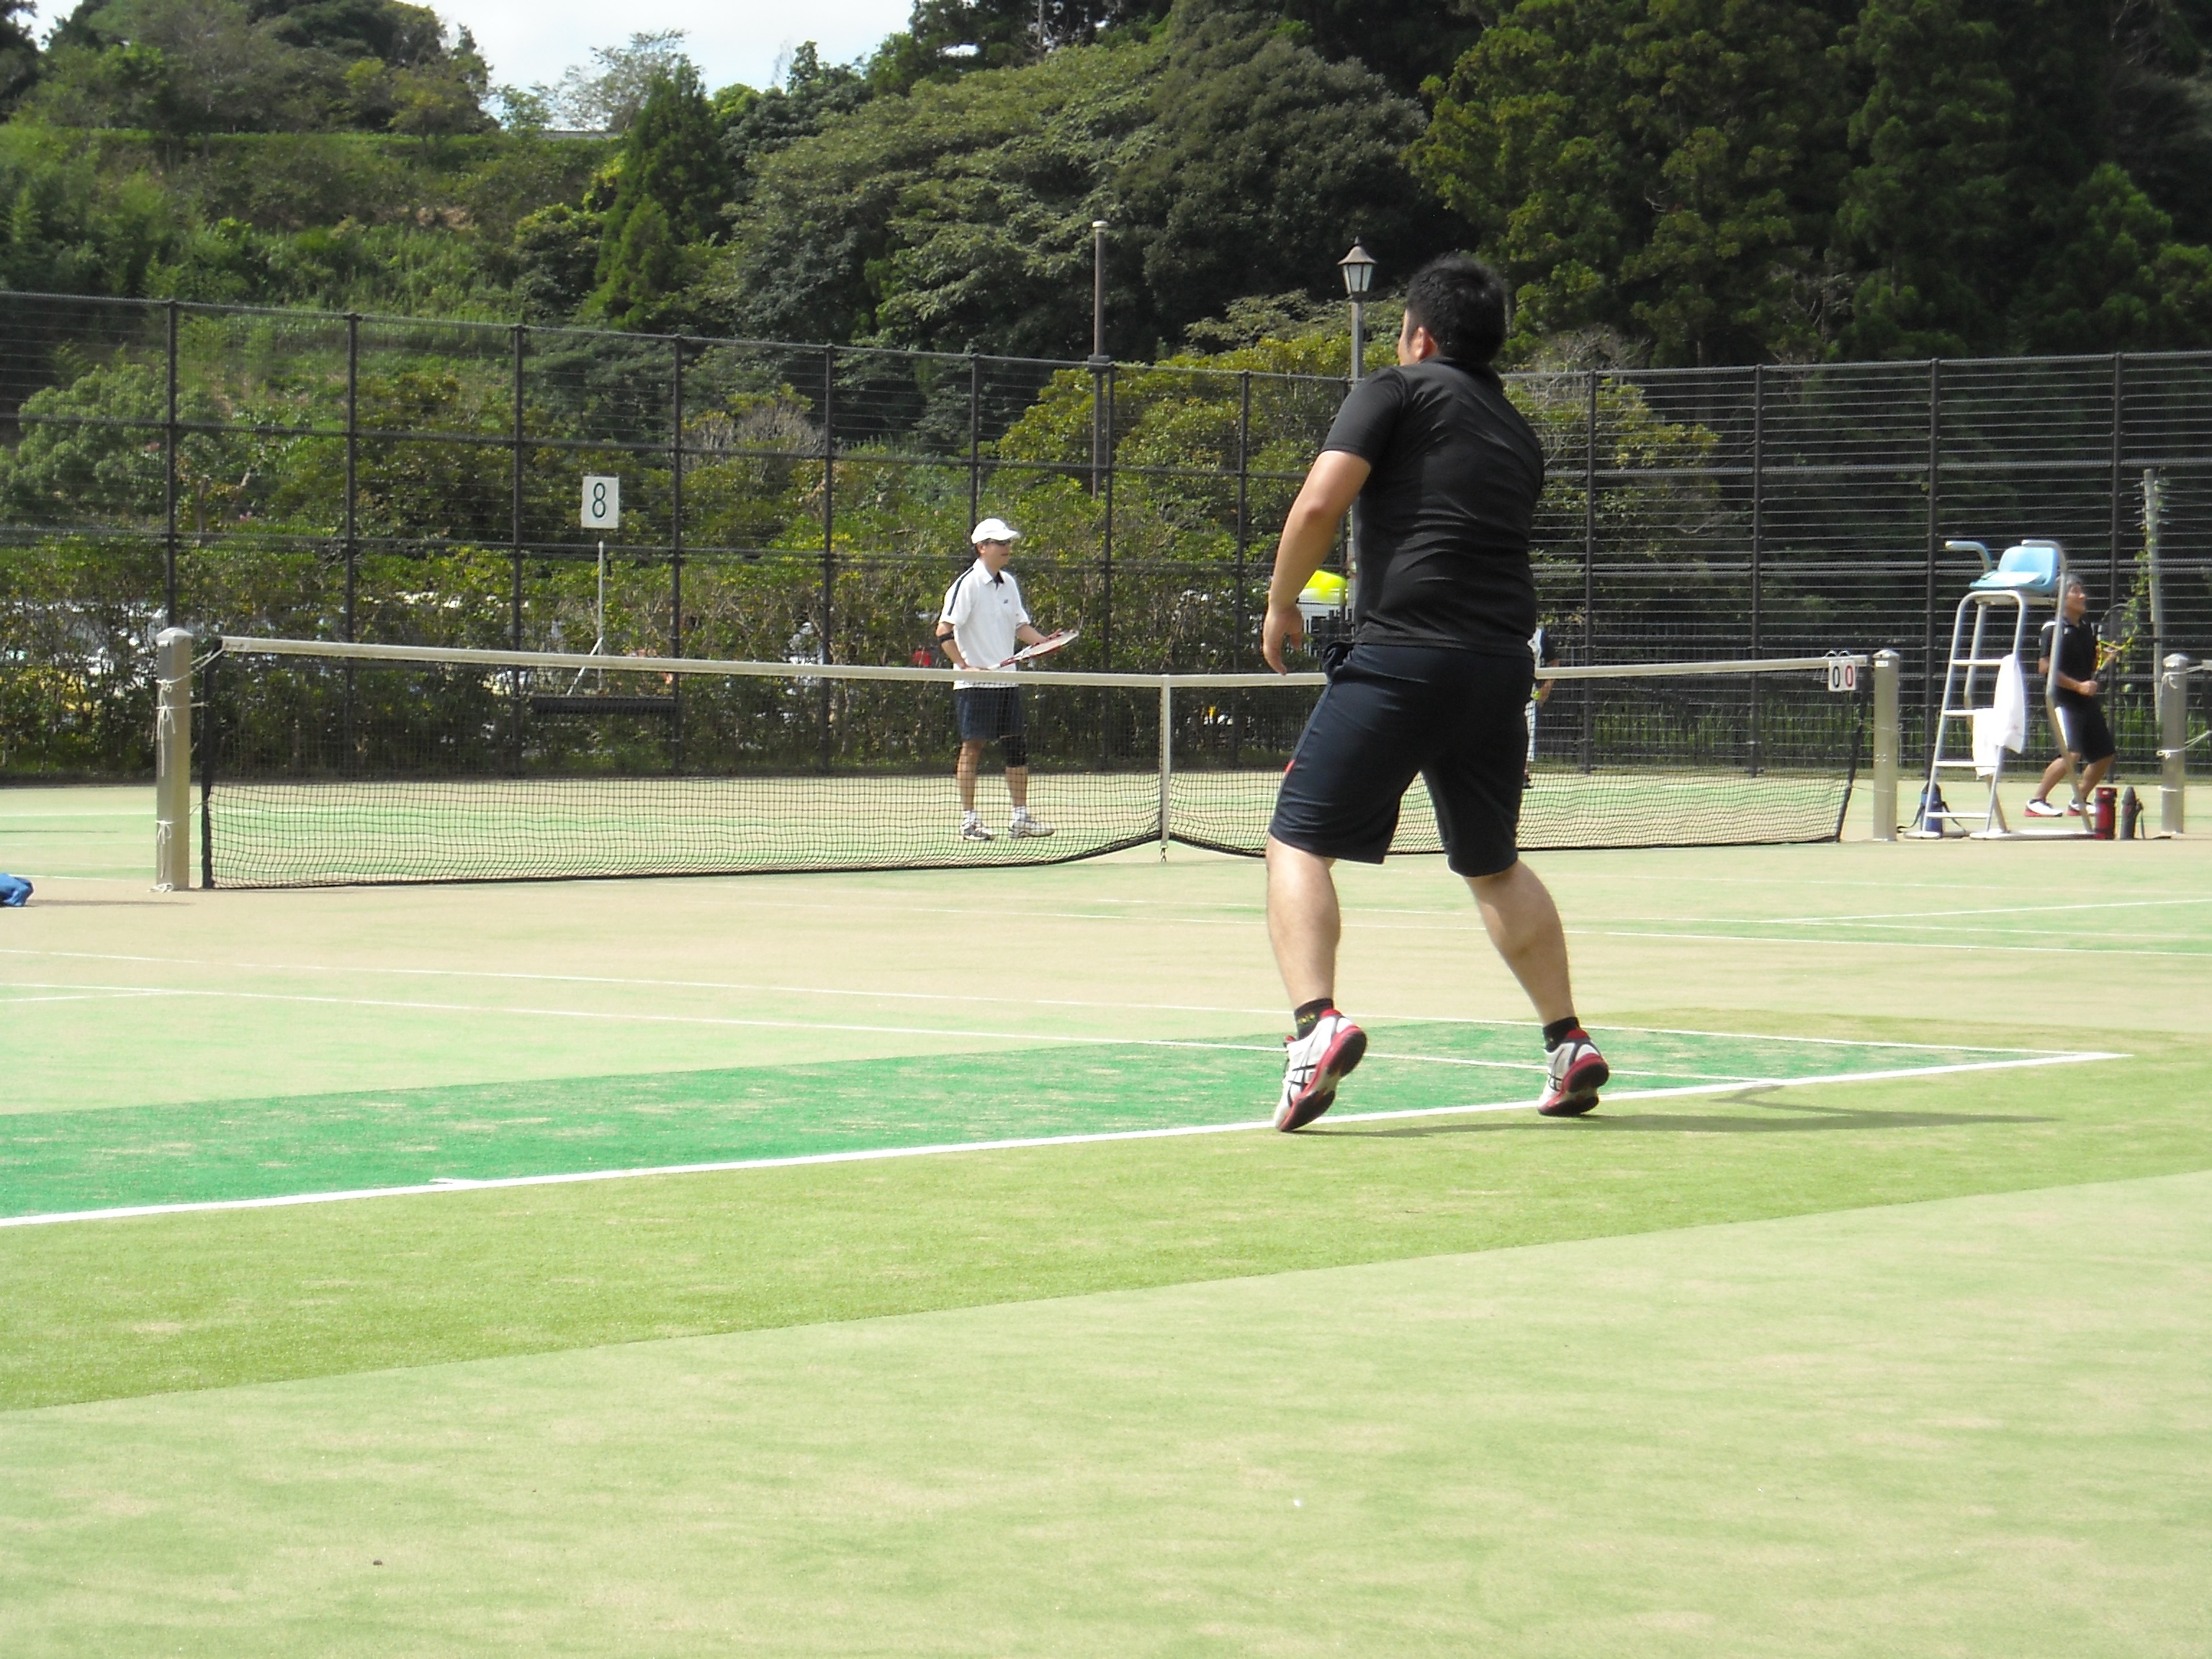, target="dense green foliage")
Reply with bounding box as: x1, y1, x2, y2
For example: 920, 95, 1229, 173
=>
1414, 0, 2212, 363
